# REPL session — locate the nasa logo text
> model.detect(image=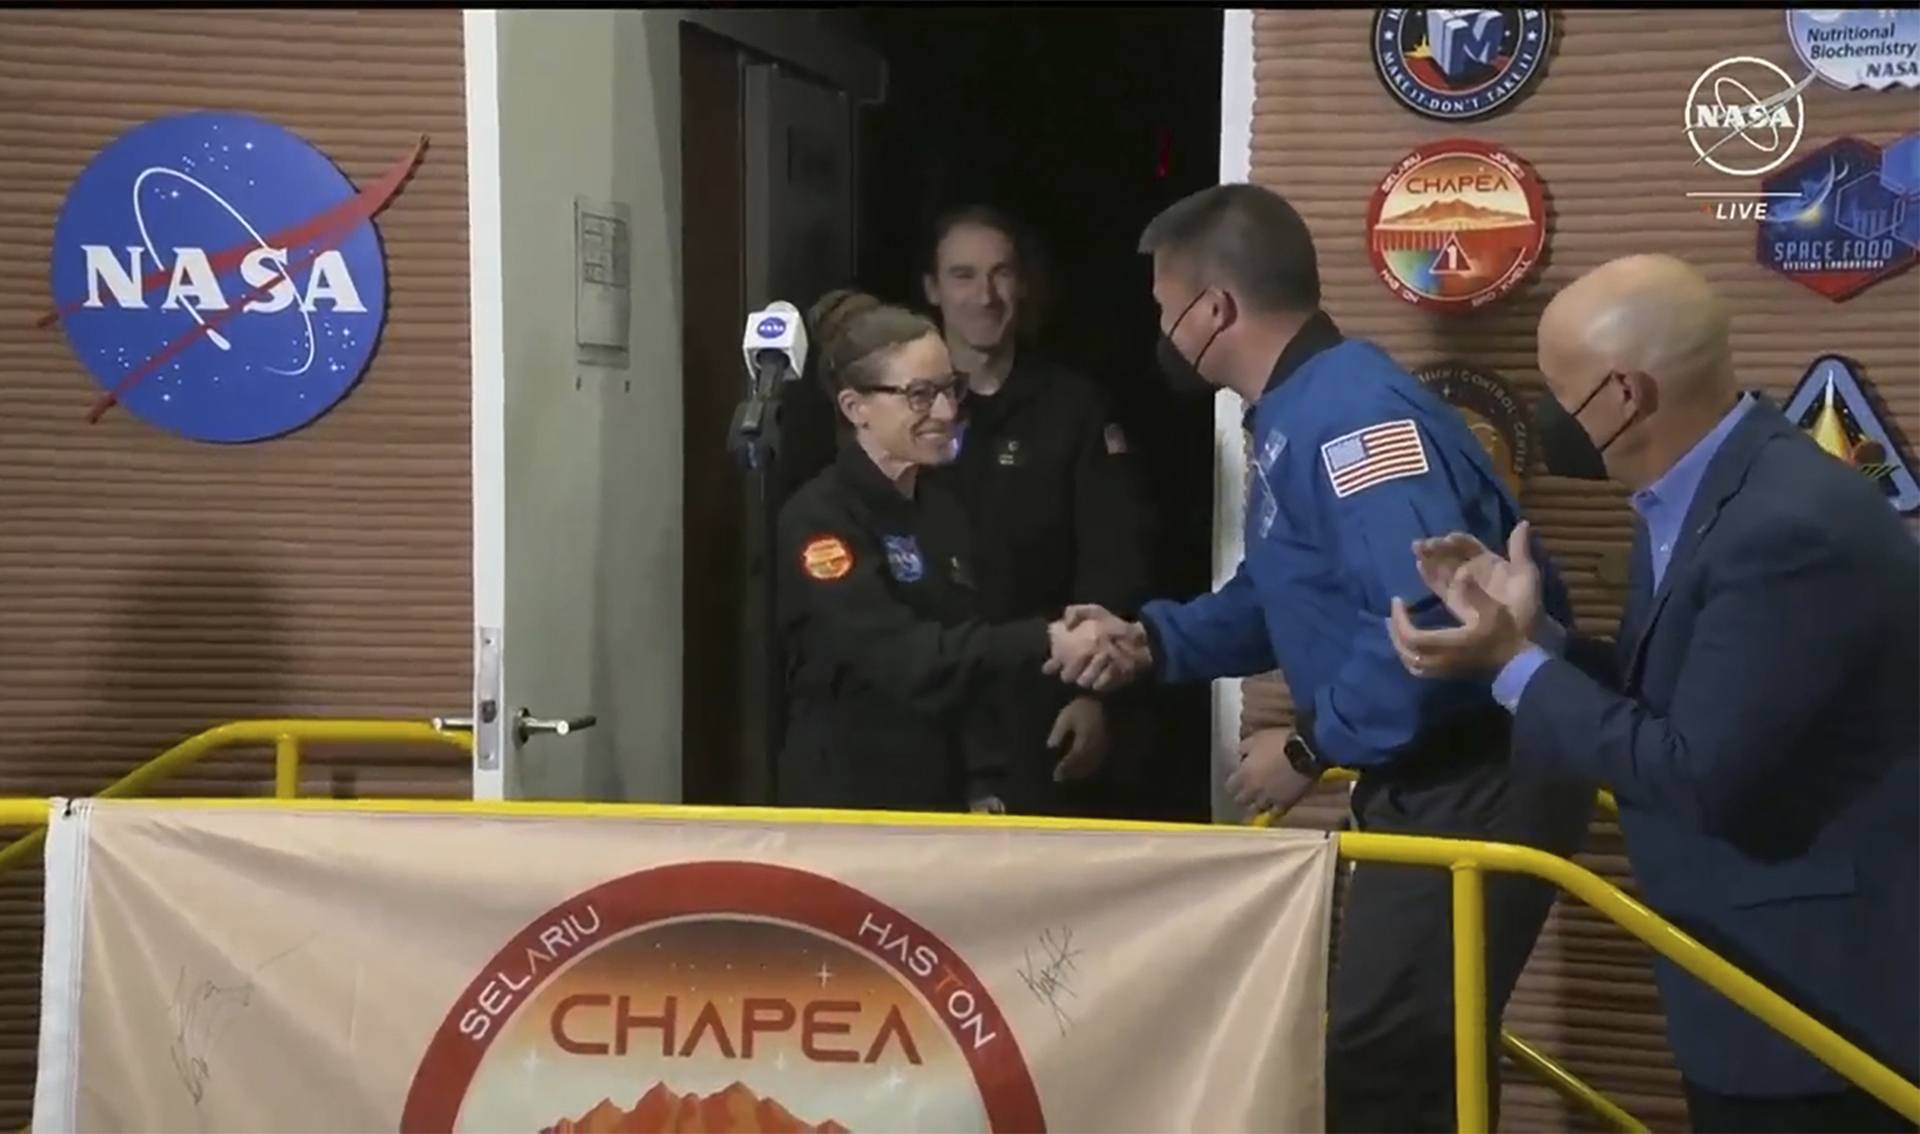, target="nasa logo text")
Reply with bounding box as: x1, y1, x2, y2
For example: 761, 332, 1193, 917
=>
1787, 8, 1920, 91
45, 112, 420, 443
883, 534, 926, 584
1684, 56, 1809, 178
1372, 8, 1552, 121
